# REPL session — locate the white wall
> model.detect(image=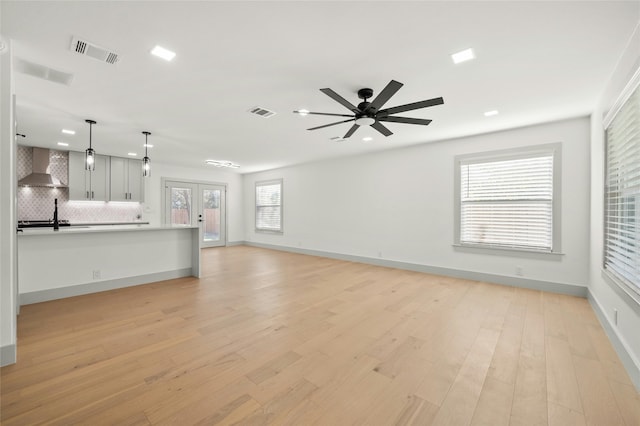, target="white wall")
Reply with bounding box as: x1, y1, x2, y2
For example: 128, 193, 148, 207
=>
0, 37, 17, 365
589, 23, 640, 386
244, 117, 591, 289
142, 162, 244, 242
